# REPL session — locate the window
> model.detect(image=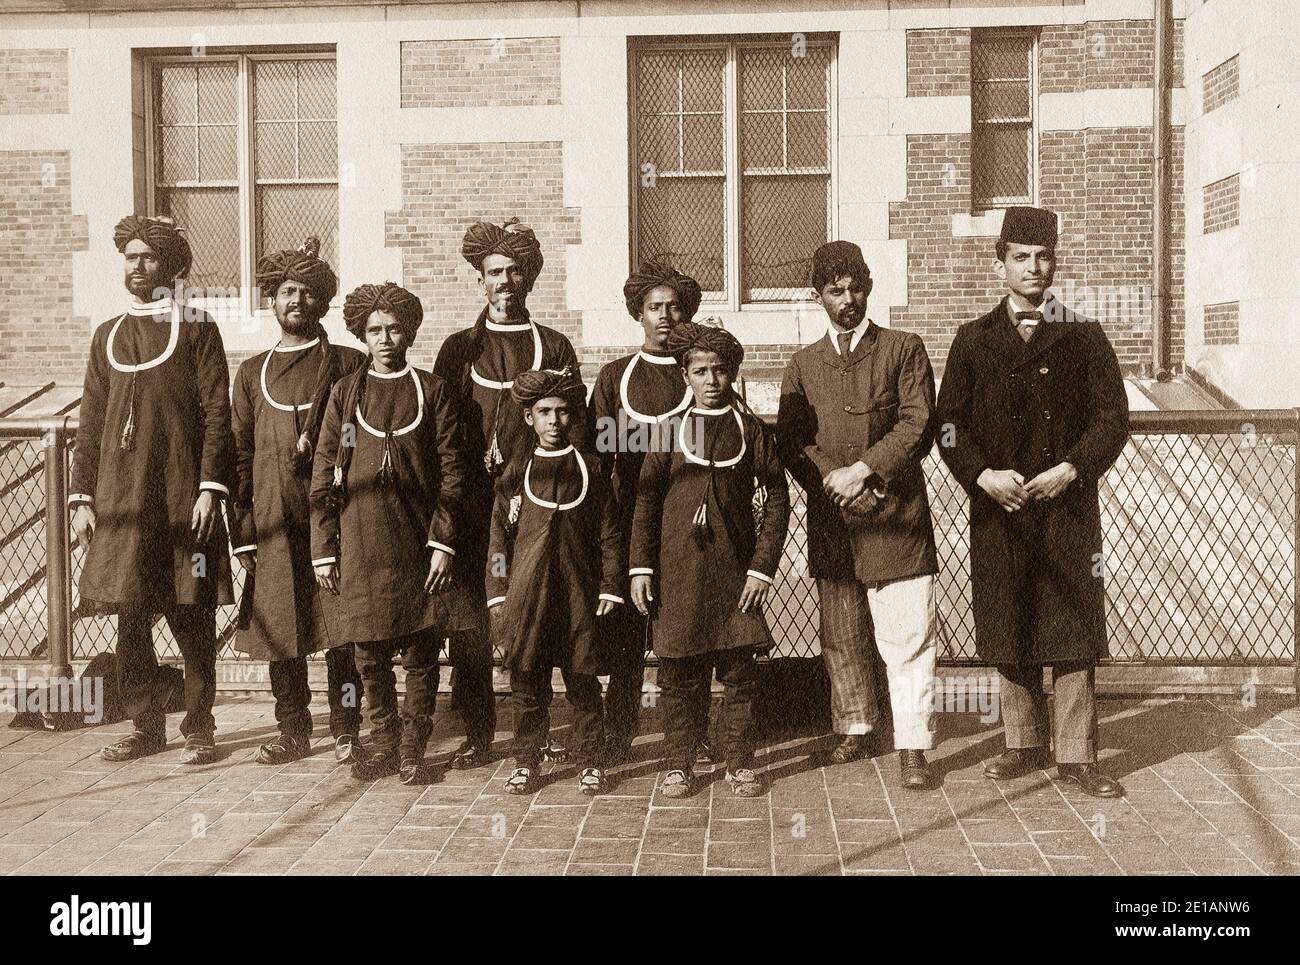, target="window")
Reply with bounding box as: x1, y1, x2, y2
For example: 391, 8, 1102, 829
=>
631, 37, 835, 306
146, 52, 338, 310
970, 30, 1035, 209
